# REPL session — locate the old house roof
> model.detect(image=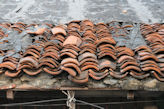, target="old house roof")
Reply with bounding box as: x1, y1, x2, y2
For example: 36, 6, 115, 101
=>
0, 20, 163, 90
